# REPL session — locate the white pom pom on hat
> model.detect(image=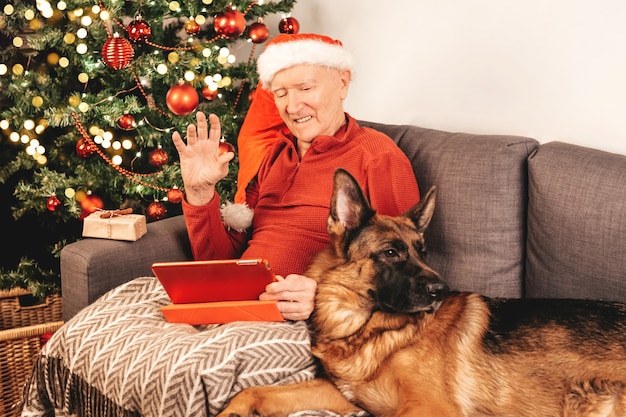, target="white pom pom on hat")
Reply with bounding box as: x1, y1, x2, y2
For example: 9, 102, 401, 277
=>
257, 33, 354, 87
